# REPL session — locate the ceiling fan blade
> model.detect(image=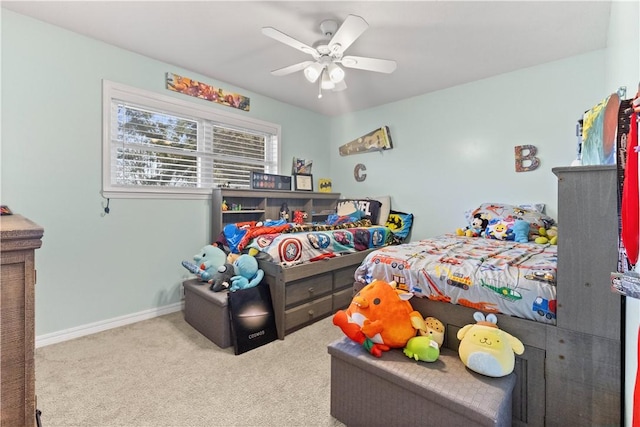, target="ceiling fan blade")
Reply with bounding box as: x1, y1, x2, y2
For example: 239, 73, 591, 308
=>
271, 61, 314, 77
332, 80, 347, 92
329, 15, 368, 55
262, 27, 319, 58
341, 56, 397, 74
